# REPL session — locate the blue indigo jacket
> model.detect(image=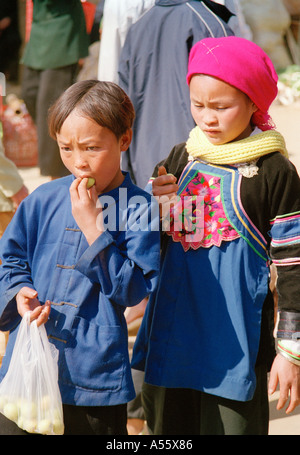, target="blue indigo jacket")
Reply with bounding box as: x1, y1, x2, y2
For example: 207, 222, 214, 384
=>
132, 144, 300, 402
0, 173, 160, 406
